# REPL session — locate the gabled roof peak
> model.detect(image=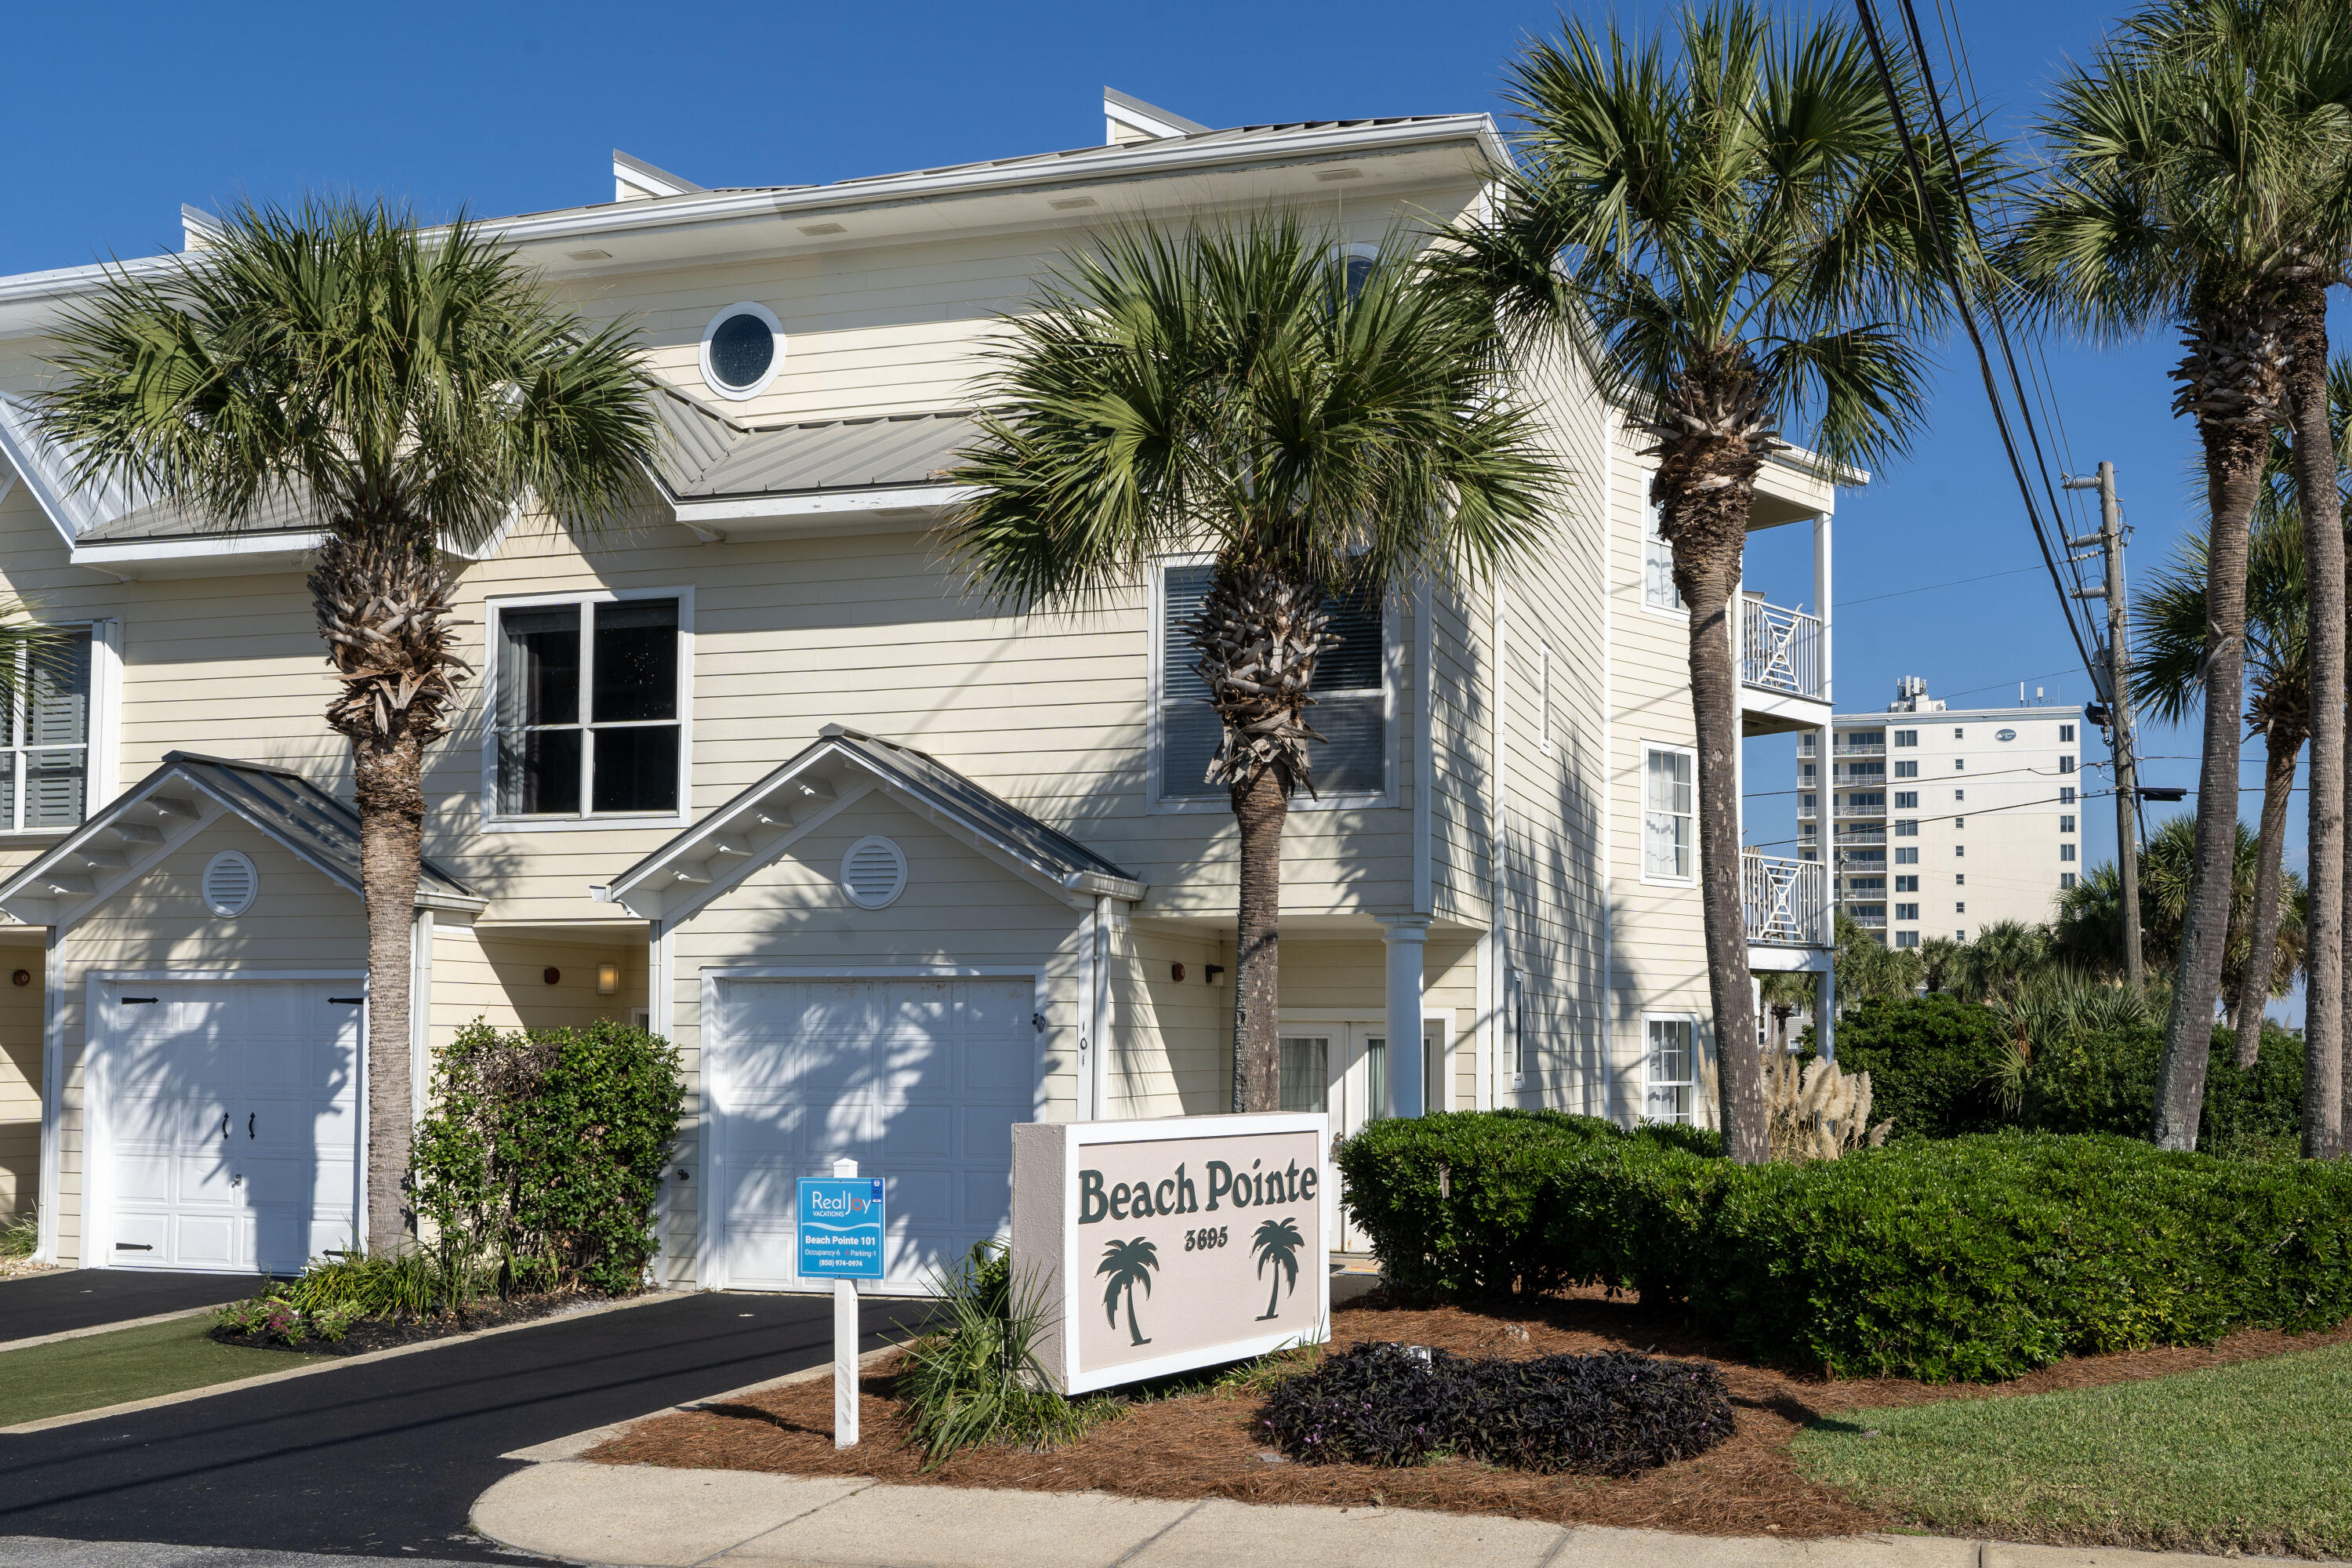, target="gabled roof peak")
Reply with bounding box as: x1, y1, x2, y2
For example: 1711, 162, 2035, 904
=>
1104, 87, 1210, 145
613, 150, 706, 203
